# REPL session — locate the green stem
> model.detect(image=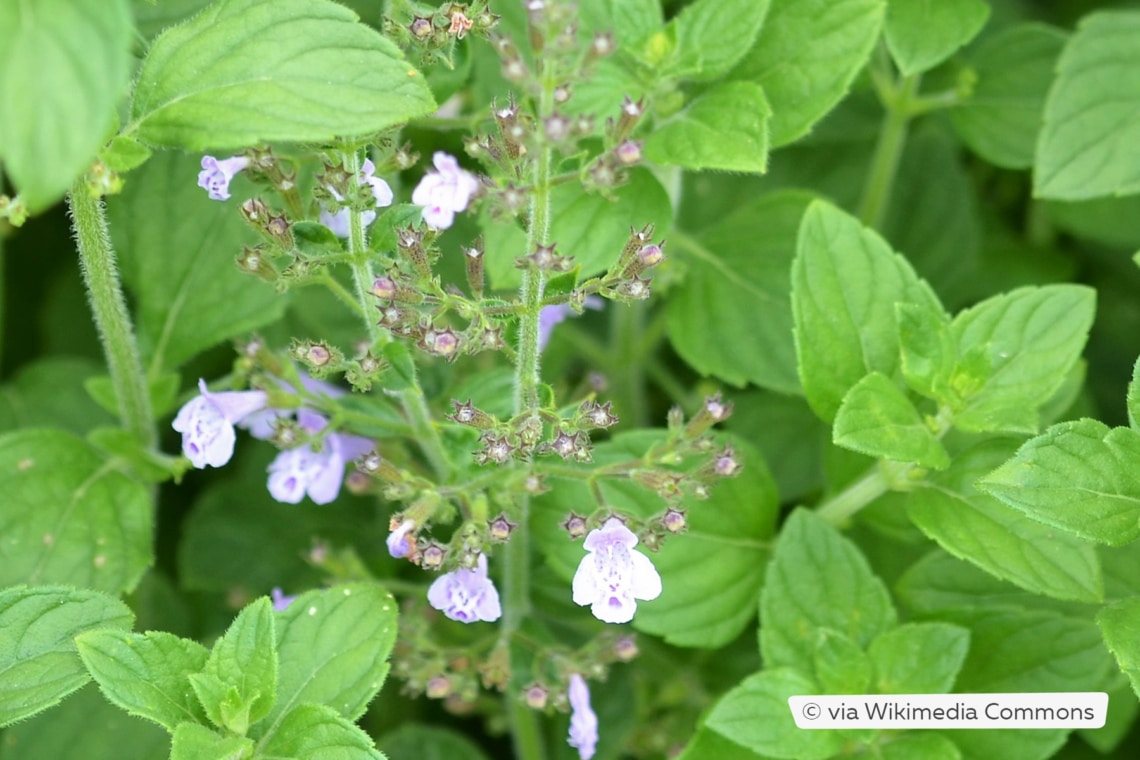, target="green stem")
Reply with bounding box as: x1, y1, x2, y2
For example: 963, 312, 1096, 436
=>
341, 151, 451, 480
857, 71, 920, 229
68, 180, 155, 447
611, 301, 649, 427
815, 466, 890, 526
